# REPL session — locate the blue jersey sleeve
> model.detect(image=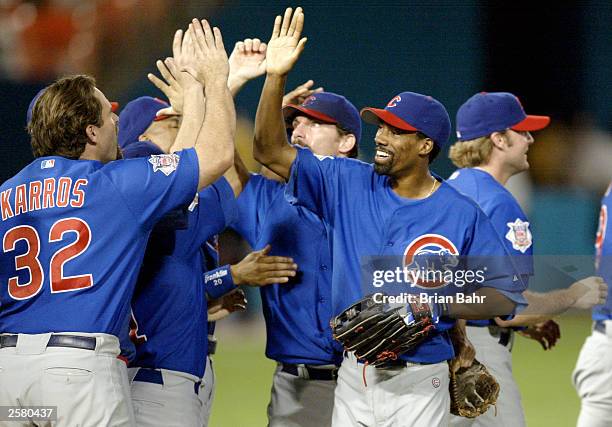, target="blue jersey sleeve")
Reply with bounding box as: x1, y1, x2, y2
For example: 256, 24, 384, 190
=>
190, 177, 236, 246
229, 174, 282, 247
102, 149, 199, 230
285, 147, 342, 224
464, 207, 528, 308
